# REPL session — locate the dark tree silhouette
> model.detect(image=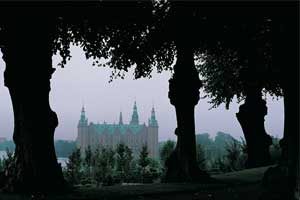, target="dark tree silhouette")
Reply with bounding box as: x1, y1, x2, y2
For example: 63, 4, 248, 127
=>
115, 143, 133, 182
159, 140, 175, 166
84, 145, 93, 181
195, 18, 281, 168
196, 144, 207, 171
65, 148, 82, 185
0, 15, 65, 193
263, 10, 299, 199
